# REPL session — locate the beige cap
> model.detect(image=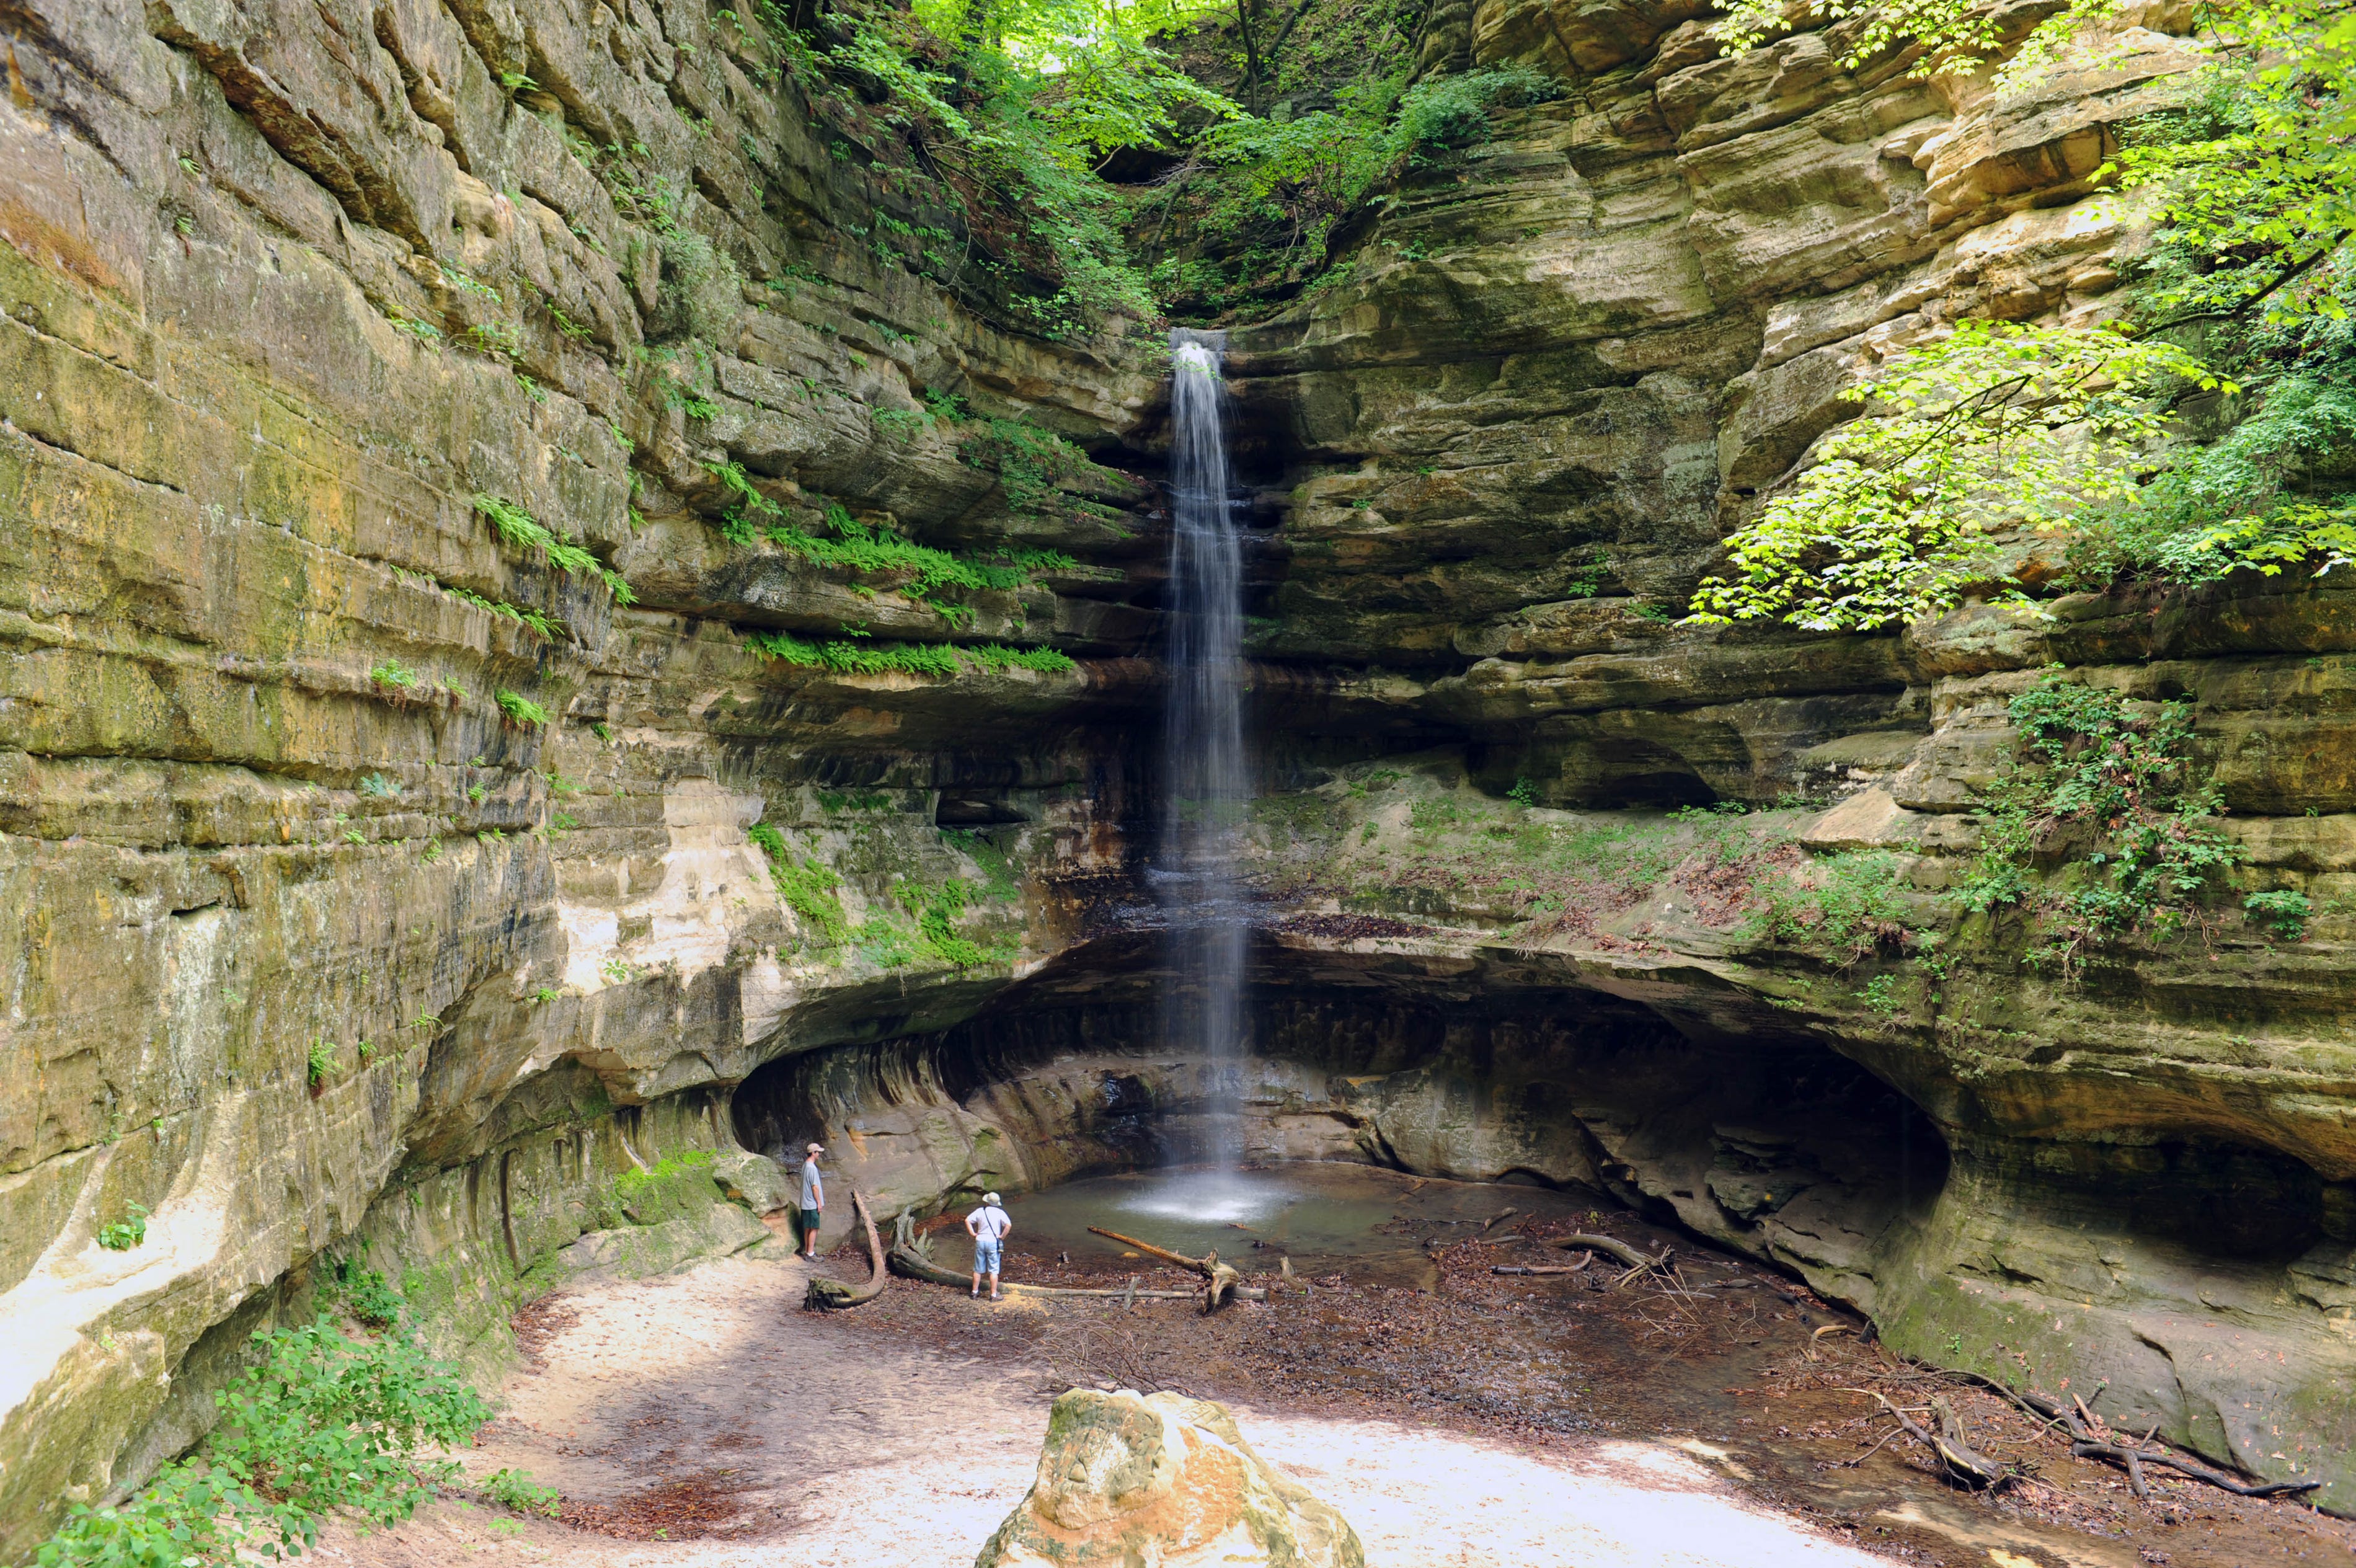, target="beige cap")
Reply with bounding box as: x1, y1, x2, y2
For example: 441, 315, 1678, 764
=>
806, 1142, 825, 1154
983, 1192, 1001, 1204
